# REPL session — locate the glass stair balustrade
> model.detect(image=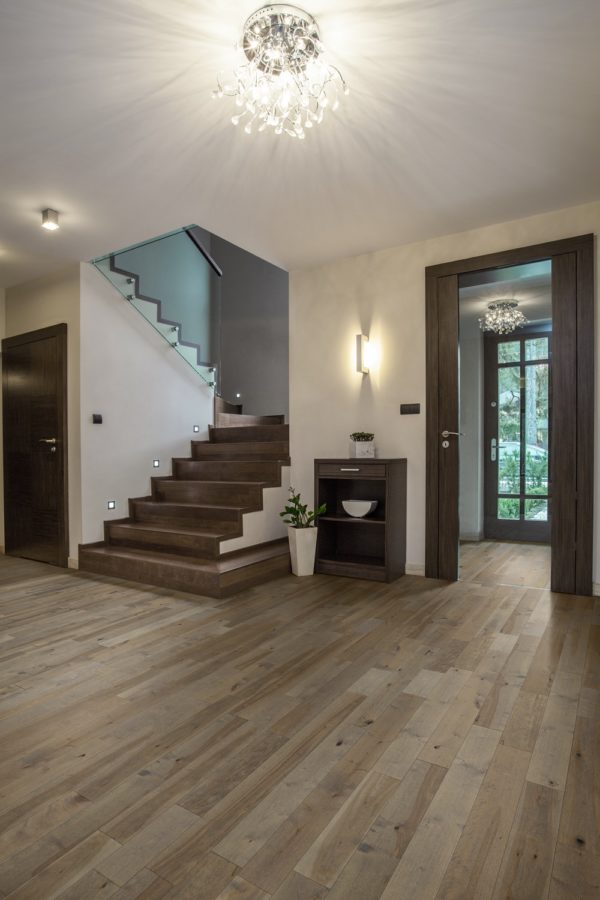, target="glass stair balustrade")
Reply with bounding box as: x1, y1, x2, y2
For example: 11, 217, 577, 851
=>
91, 226, 221, 389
